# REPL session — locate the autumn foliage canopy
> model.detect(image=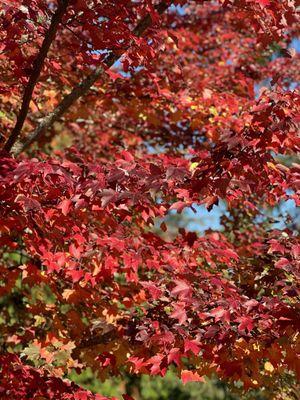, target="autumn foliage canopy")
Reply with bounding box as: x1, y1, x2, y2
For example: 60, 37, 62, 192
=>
0, 0, 299, 398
